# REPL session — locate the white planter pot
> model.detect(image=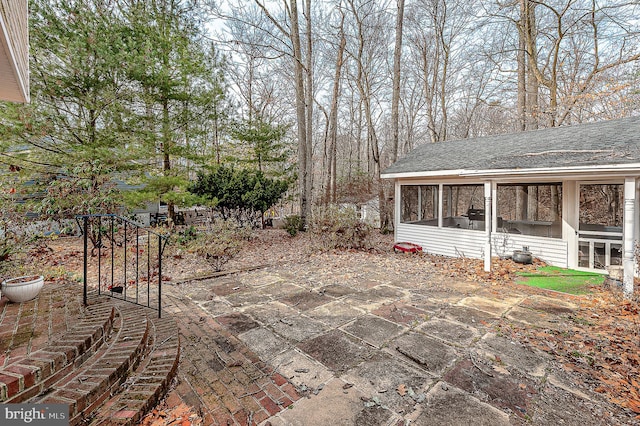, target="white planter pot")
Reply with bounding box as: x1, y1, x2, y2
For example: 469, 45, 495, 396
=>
1, 275, 45, 303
